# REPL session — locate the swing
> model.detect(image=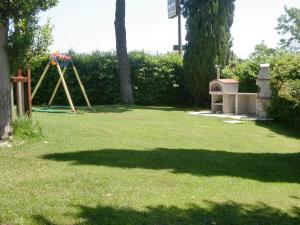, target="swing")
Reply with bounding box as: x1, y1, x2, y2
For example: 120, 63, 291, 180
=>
31, 52, 91, 113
